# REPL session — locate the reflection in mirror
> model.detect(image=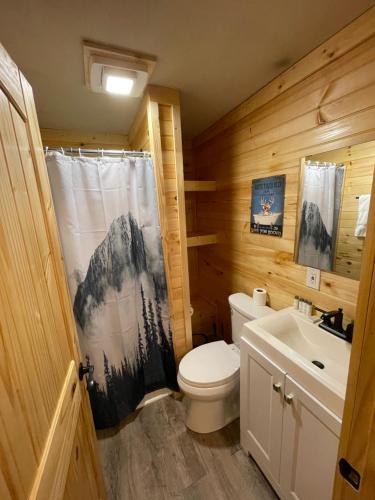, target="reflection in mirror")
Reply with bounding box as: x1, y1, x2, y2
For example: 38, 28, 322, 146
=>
296, 140, 375, 280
